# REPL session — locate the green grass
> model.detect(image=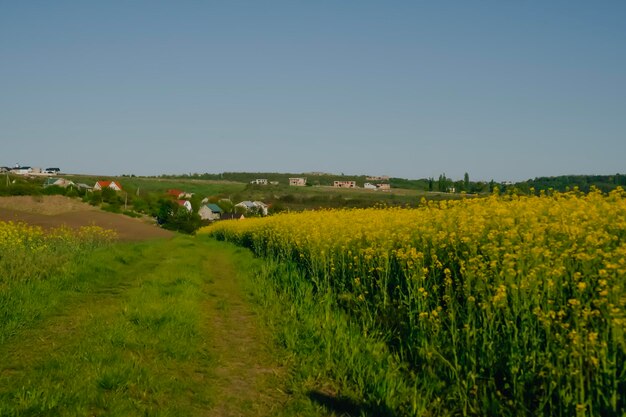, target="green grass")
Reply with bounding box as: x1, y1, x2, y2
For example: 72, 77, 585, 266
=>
65, 174, 246, 197
0, 236, 341, 416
